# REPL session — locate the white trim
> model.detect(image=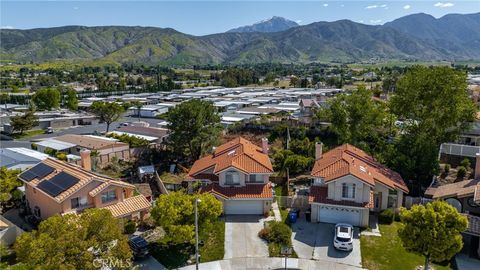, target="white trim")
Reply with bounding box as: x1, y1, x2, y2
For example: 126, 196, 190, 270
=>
311, 202, 367, 210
